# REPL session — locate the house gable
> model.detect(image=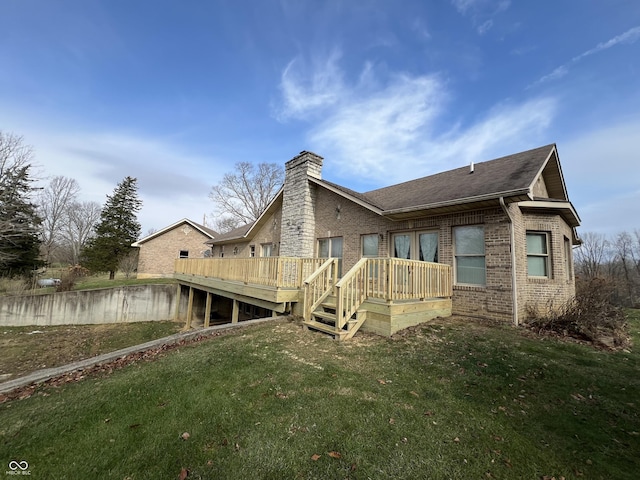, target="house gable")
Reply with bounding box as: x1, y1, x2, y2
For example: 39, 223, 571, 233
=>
134, 218, 218, 278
